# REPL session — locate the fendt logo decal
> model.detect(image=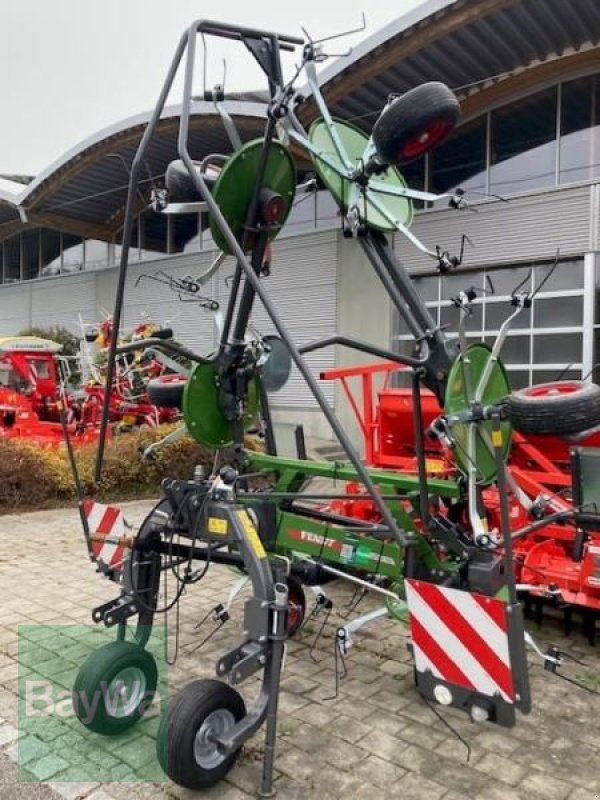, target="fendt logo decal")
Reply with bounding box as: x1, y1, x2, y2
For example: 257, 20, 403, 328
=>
287, 529, 396, 567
